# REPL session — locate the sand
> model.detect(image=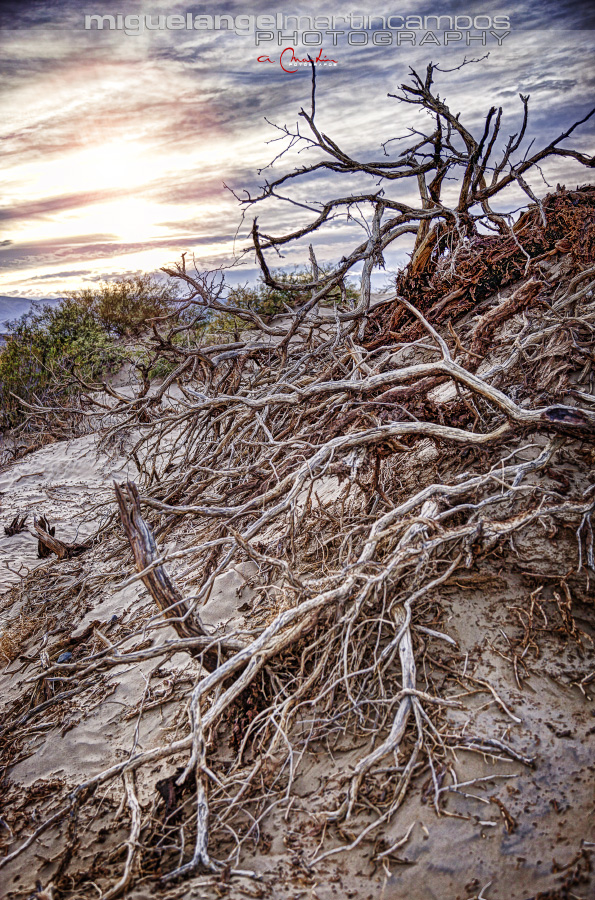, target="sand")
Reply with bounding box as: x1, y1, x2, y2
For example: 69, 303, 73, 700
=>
1, 277, 594, 899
